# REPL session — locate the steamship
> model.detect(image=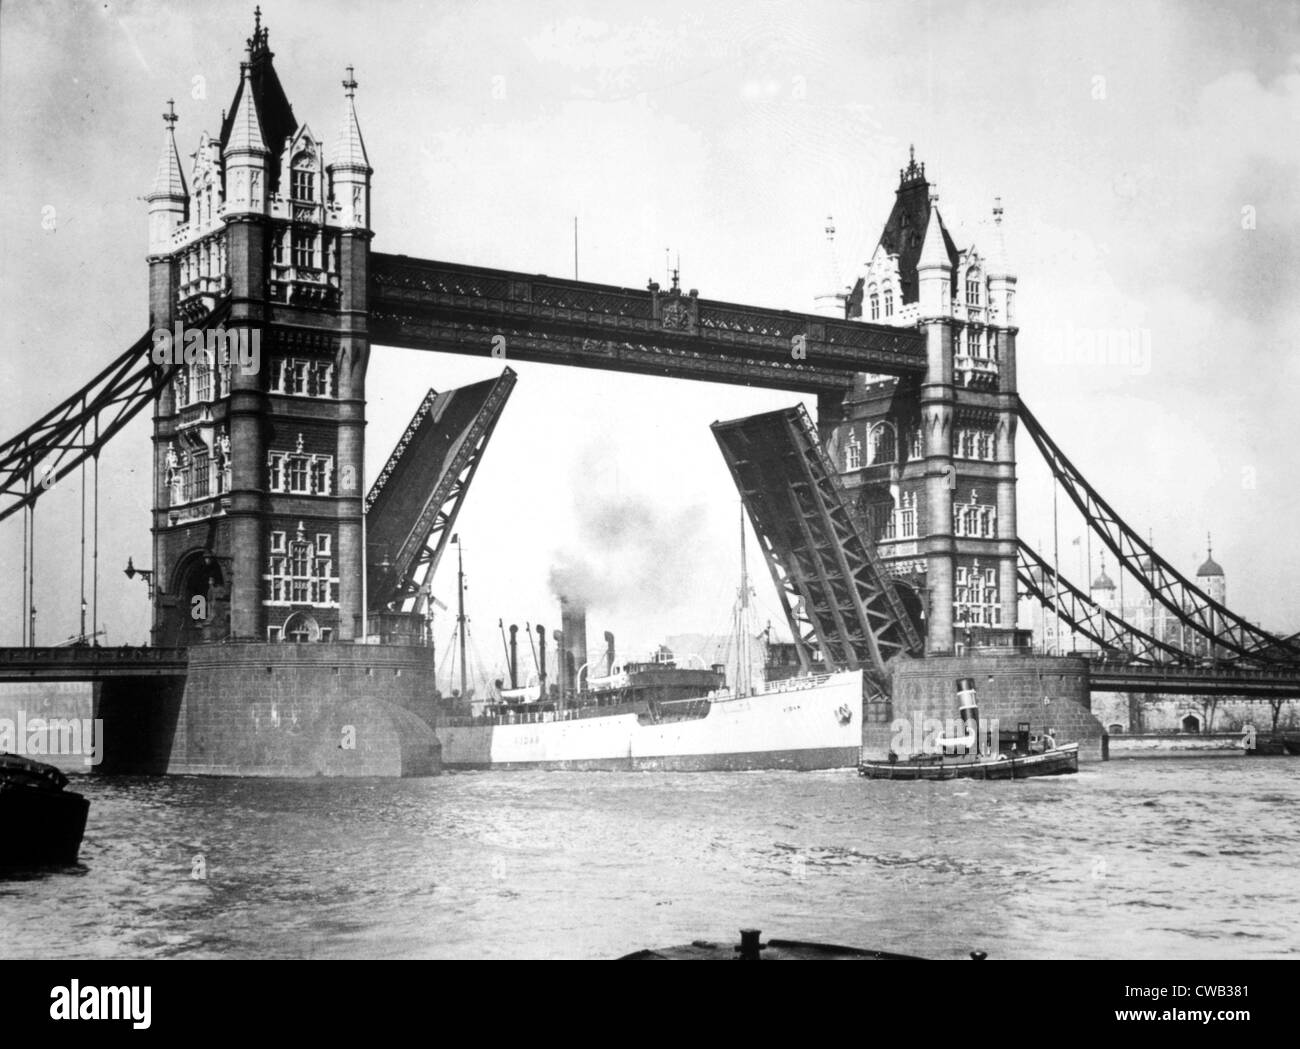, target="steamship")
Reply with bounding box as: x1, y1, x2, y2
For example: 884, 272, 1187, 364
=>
434, 527, 864, 772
